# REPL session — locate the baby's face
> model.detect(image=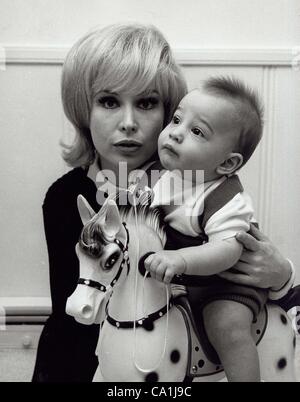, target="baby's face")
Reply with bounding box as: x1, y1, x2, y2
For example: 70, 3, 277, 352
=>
158, 89, 240, 181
